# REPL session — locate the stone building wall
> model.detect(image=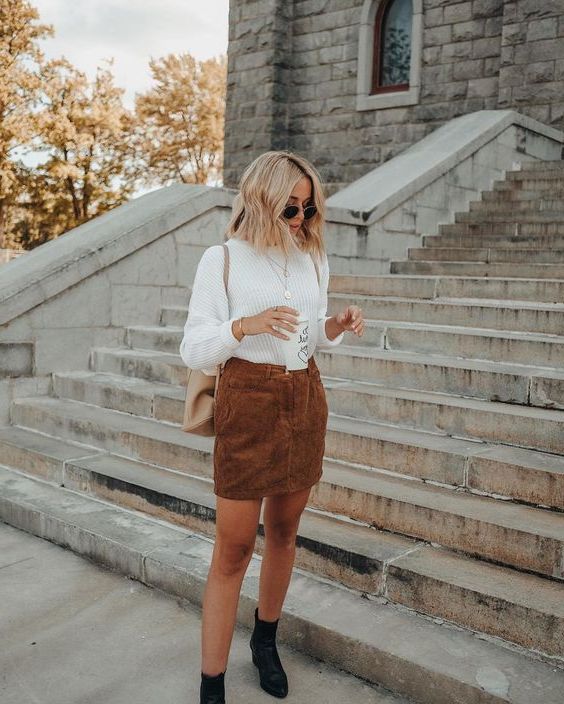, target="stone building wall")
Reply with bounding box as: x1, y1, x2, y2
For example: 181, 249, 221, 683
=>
224, 0, 564, 195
